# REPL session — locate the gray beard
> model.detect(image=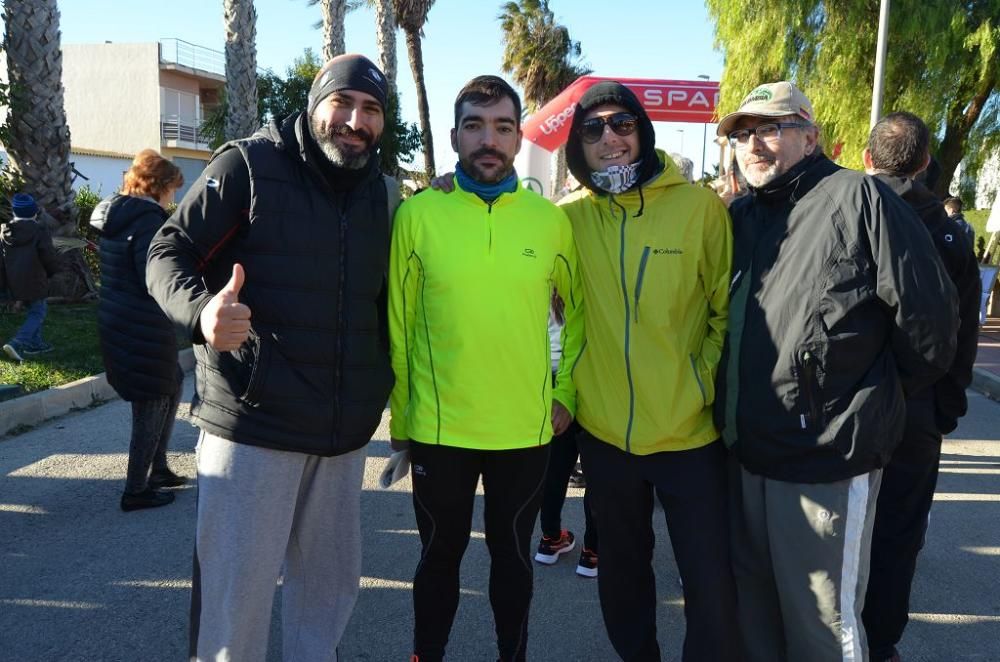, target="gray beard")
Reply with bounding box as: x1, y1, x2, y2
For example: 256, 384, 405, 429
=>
308, 116, 372, 170
739, 160, 781, 188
